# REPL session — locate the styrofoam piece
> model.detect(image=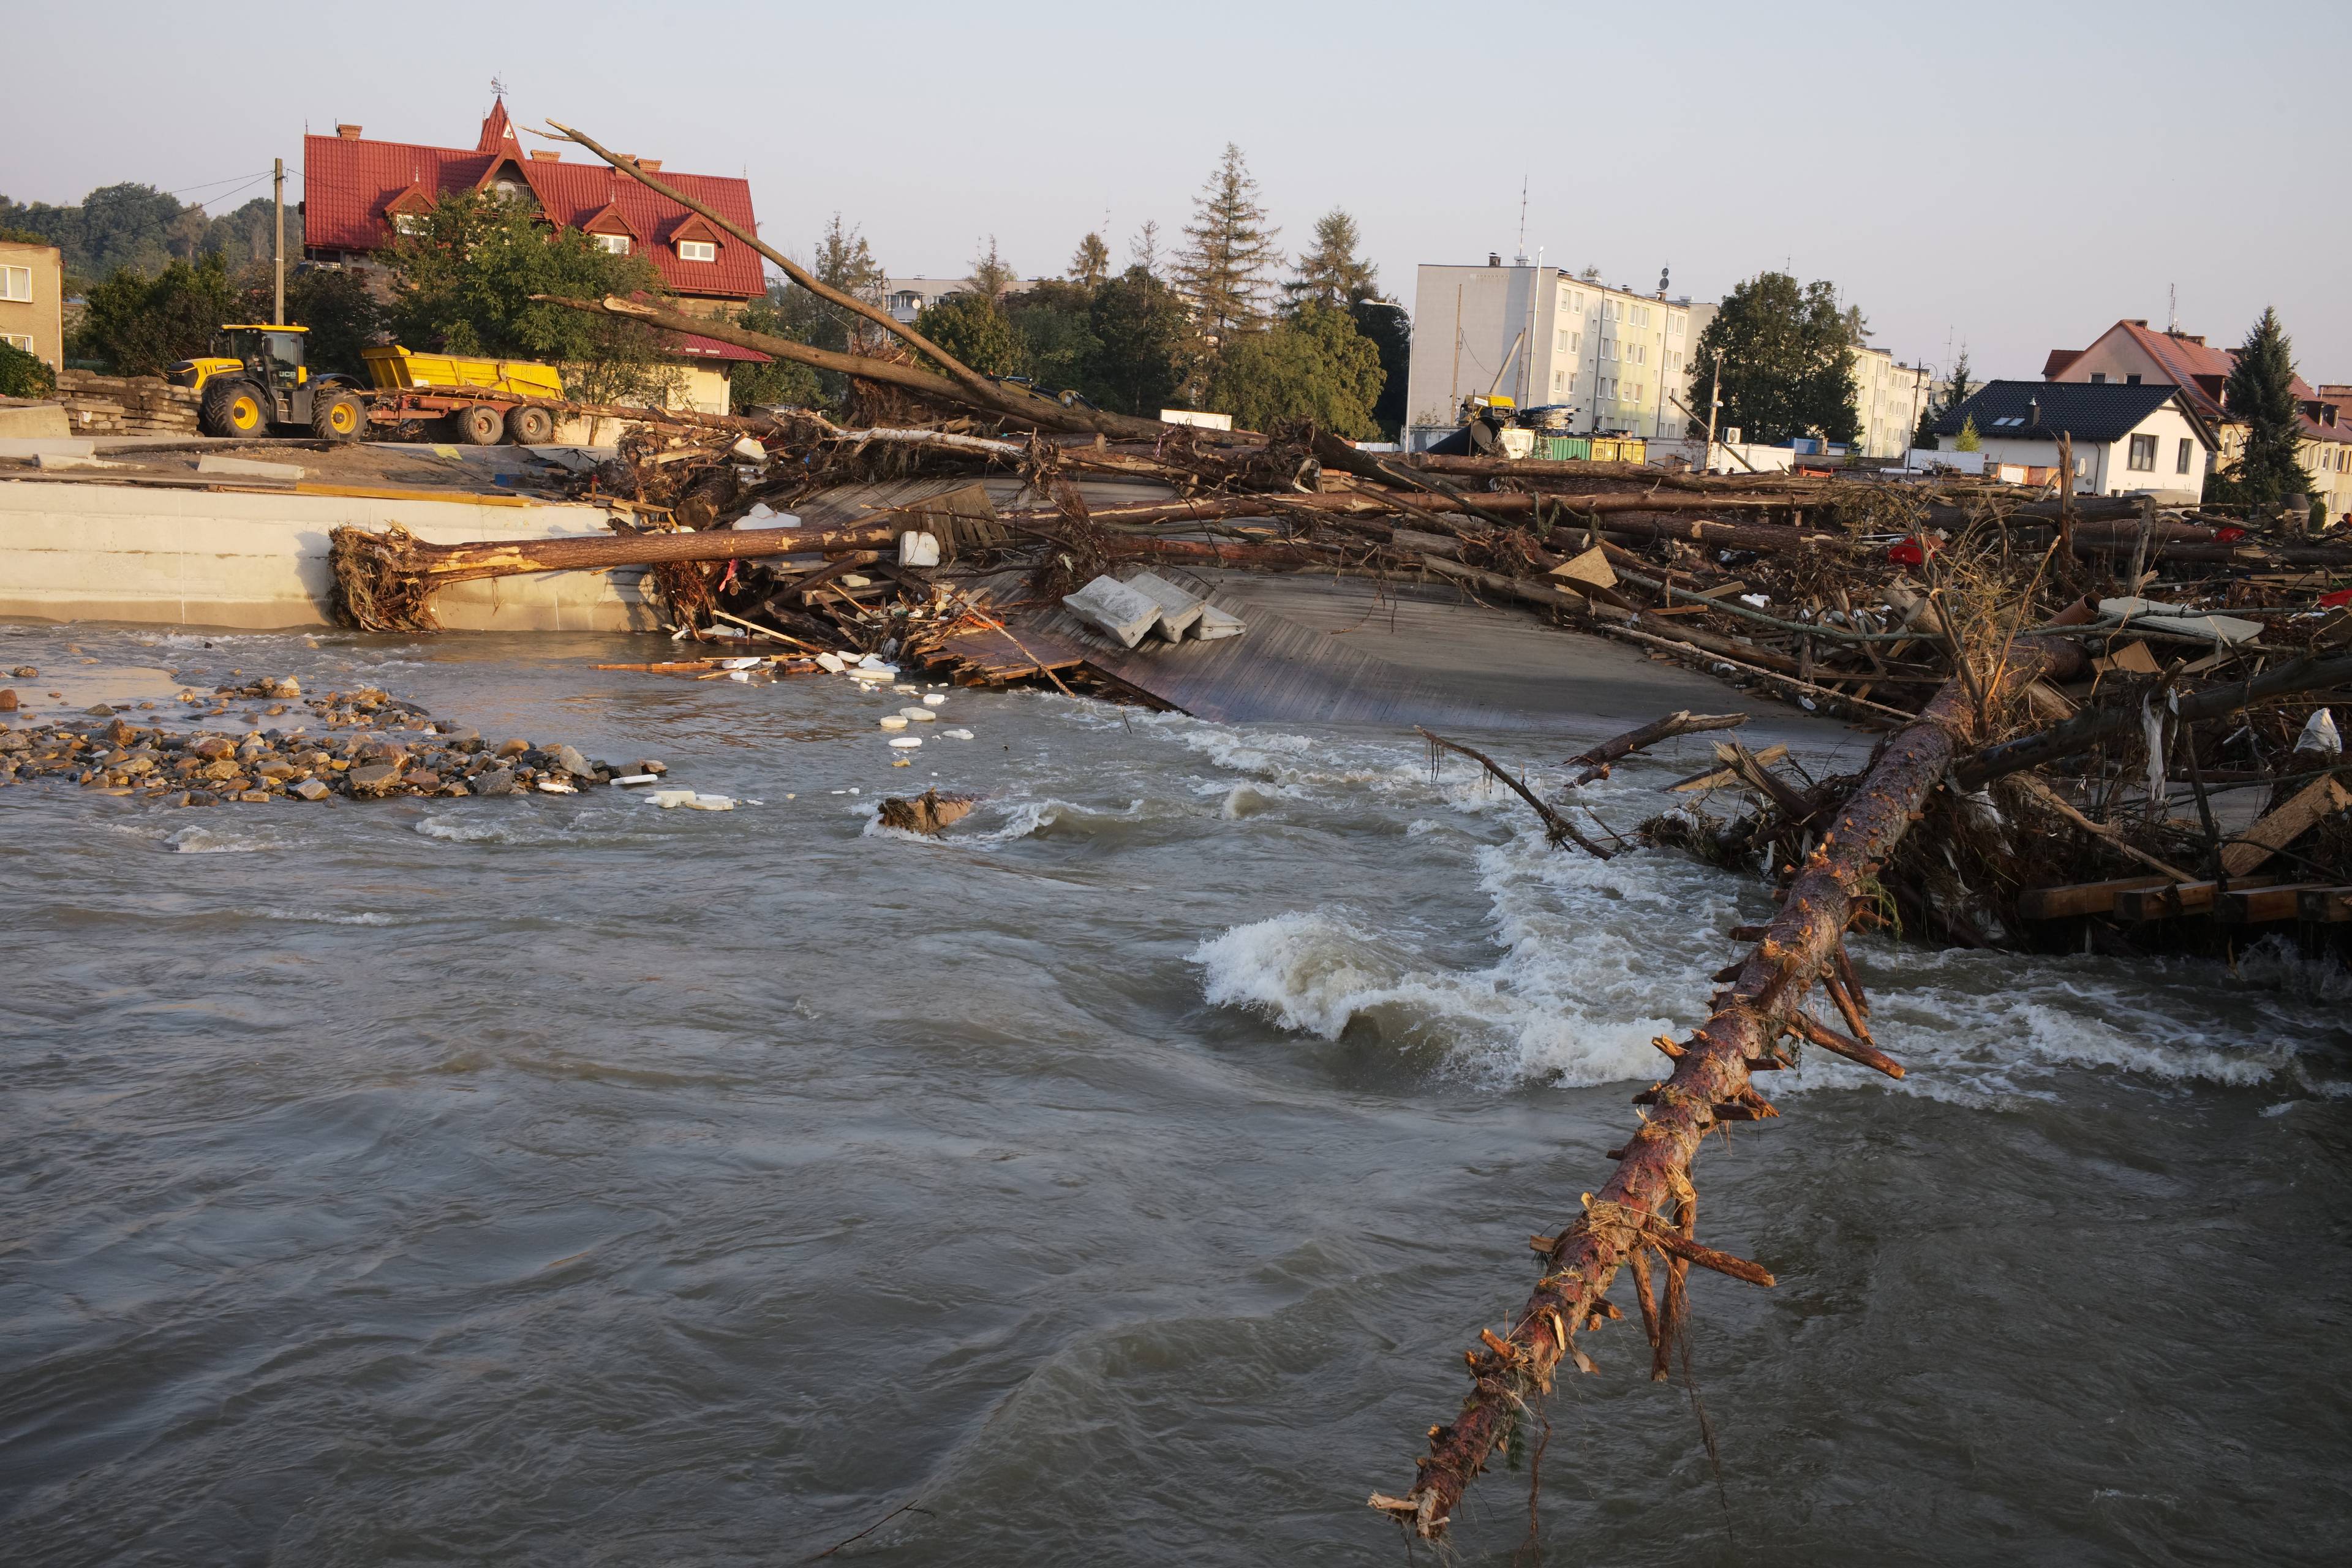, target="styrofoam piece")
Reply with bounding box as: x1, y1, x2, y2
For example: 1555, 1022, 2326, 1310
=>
1121, 571, 1207, 640
536, 778, 578, 794
614, 774, 660, 786
650, 788, 697, 807
899, 530, 941, 567
899, 706, 936, 722
922, 693, 946, 706
2098, 596, 2263, 645
849, 665, 897, 681
722, 656, 761, 669
683, 794, 737, 810
744, 502, 776, 522
728, 669, 750, 682
815, 652, 846, 673
731, 437, 767, 461
879, 715, 909, 730
858, 654, 891, 668
1062, 575, 1163, 648
946, 728, 975, 739
888, 736, 923, 749
1193, 603, 1246, 640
